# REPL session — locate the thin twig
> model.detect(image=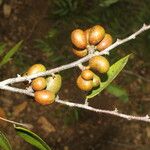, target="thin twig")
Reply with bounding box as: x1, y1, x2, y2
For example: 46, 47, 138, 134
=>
0, 24, 149, 86
0, 85, 34, 97
0, 85, 150, 123
0, 24, 150, 124
0, 117, 33, 129
55, 98, 150, 123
